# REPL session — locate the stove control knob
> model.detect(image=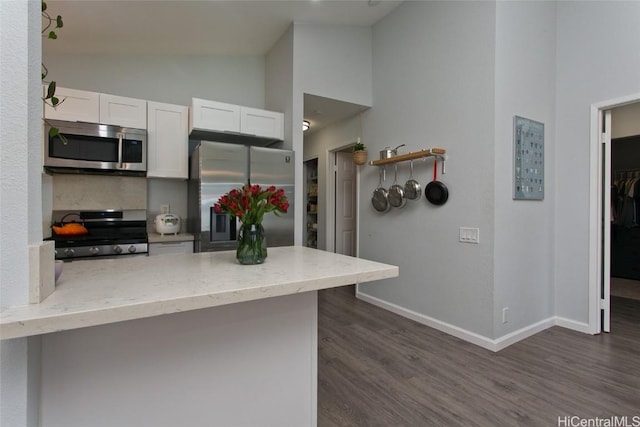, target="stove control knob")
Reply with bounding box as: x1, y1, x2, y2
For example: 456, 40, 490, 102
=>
89, 247, 100, 255
64, 248, 75, 257
128, 245, 137, 254
112, 245, 123, 254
